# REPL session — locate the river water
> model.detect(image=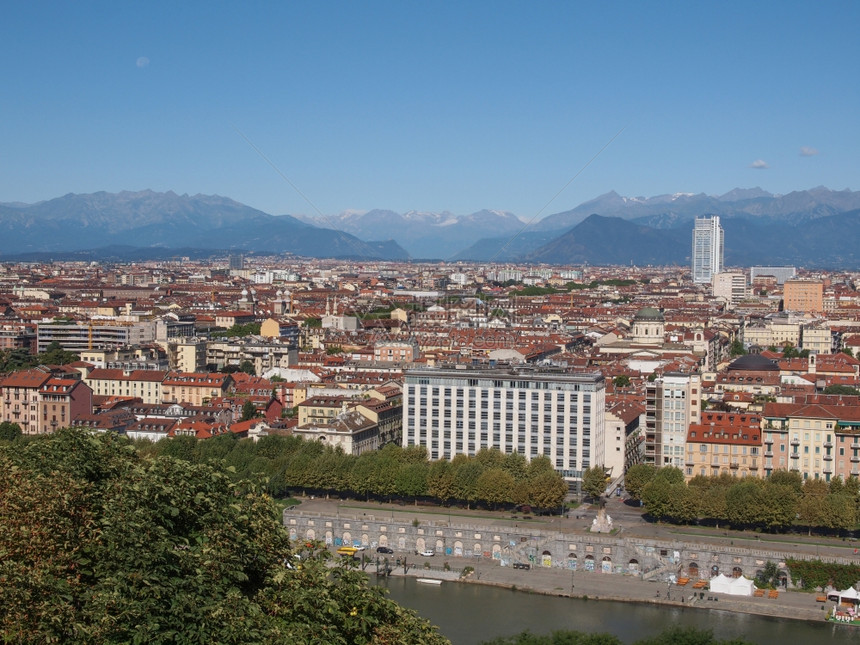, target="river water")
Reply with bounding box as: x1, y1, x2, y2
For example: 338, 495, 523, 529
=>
373, 576, 857, 645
